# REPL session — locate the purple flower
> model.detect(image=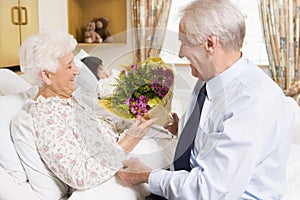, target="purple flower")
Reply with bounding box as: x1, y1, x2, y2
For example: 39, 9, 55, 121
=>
131, 64, 137, 70
120, 69, 126, 78
126, 97, 136, 106
155, 67, 166, 77
165, 69, 174, 78
127, 95, 151, 117
139, 95, 149, 106
164, 76, 174, 88
130, 105, 140, 115
151, 78, 162, 91
158, 86, 169, 98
